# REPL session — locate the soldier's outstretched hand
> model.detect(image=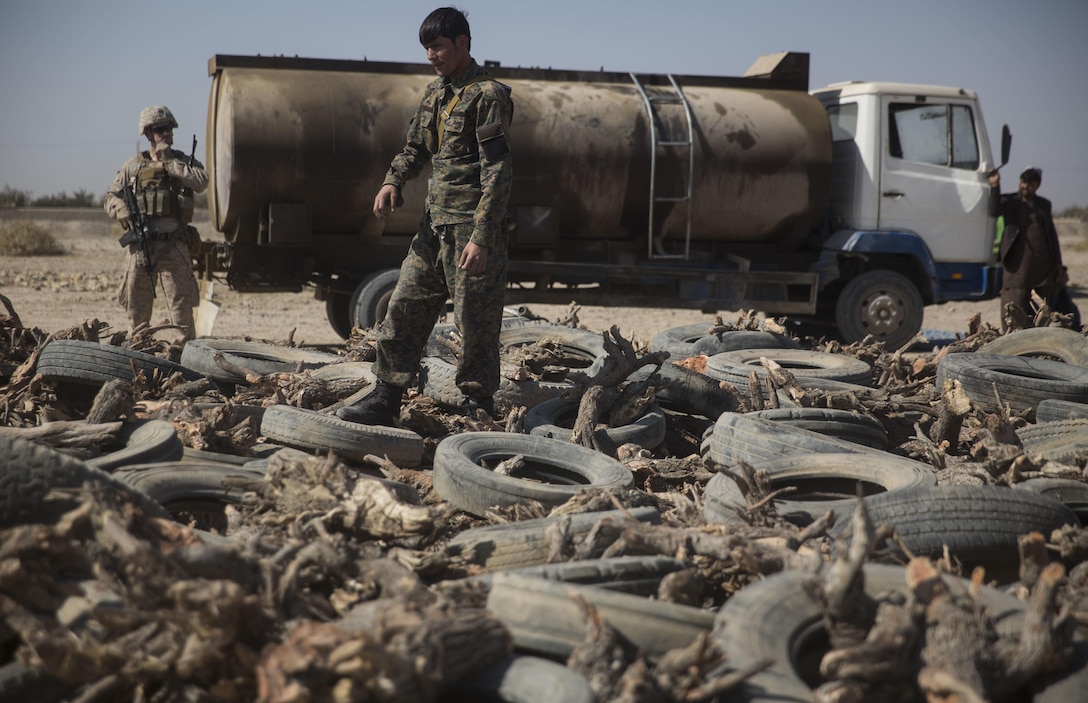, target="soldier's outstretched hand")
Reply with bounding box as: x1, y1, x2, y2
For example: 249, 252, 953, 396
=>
373, 184, 399, 219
